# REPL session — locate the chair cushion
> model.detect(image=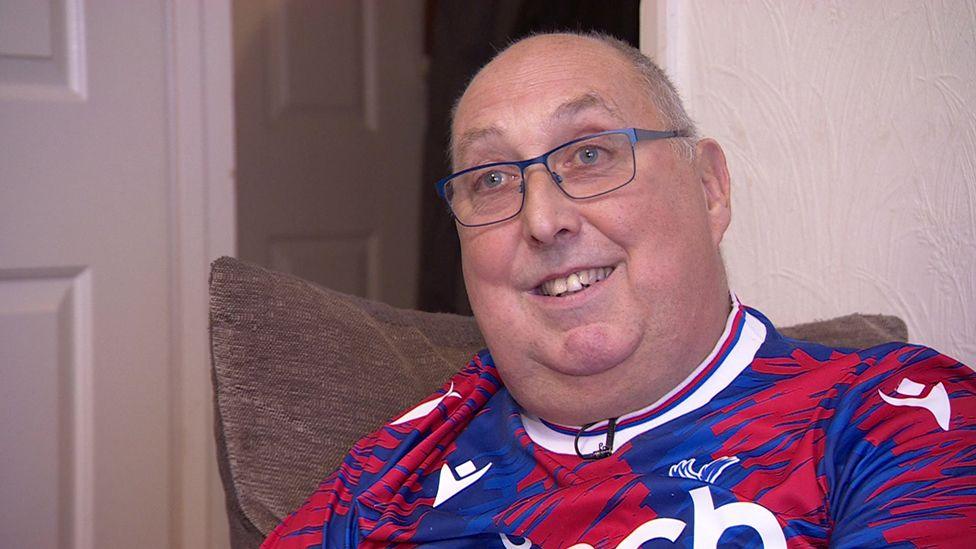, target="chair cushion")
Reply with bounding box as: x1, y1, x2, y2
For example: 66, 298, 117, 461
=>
209, 257, 907, 548
210, 257, 484, 546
